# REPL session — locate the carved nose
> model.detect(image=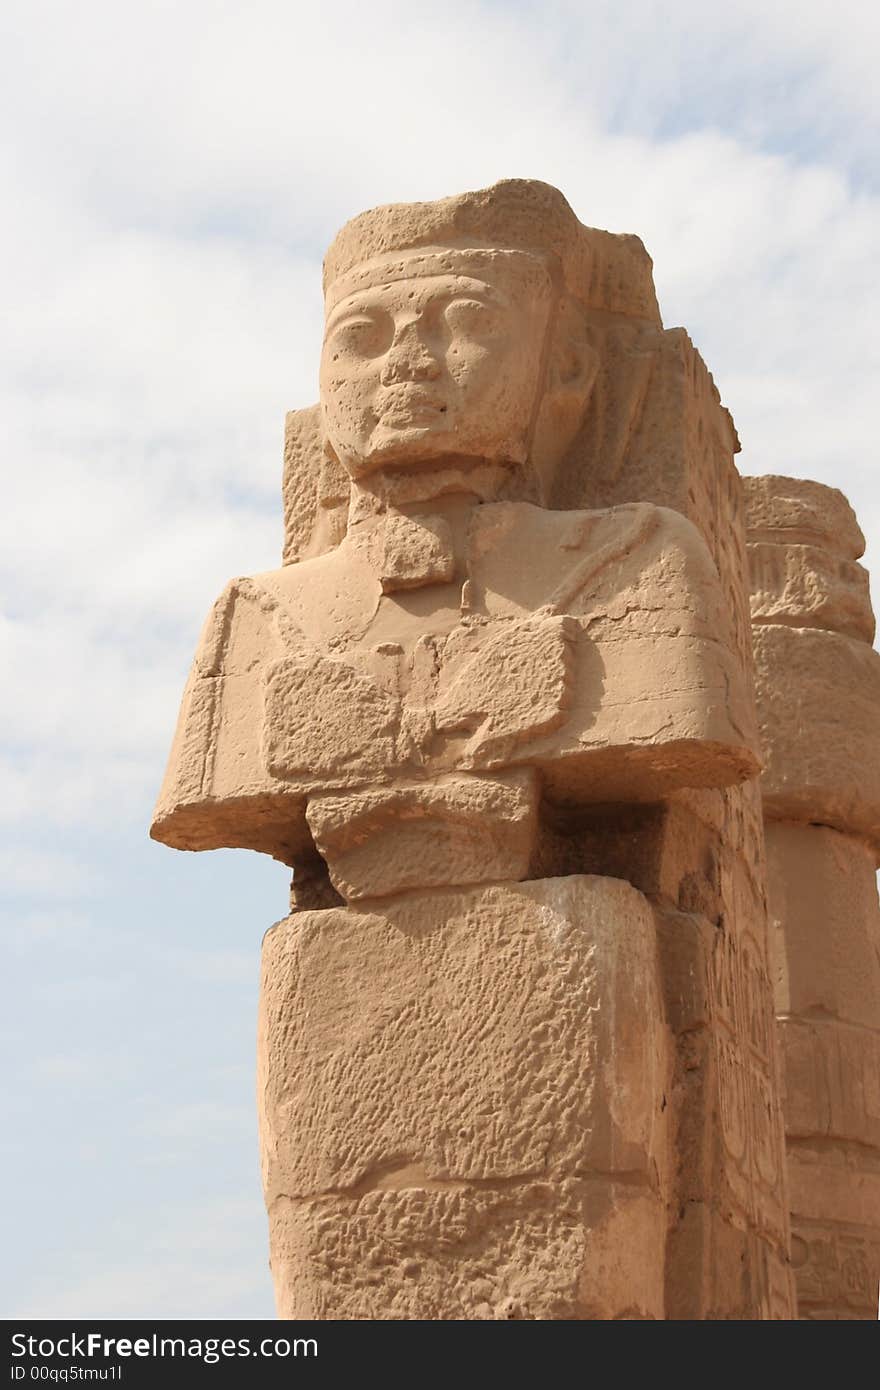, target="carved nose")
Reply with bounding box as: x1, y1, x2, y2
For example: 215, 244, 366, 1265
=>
380, 321, 442, 385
